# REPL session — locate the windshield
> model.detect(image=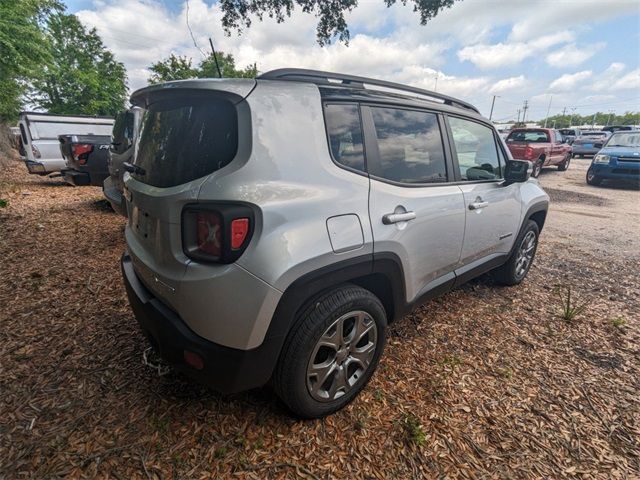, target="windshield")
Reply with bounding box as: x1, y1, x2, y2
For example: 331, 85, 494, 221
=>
606, 132, 640, 148
506, 130, 550, 143
582, 131, 607, 137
